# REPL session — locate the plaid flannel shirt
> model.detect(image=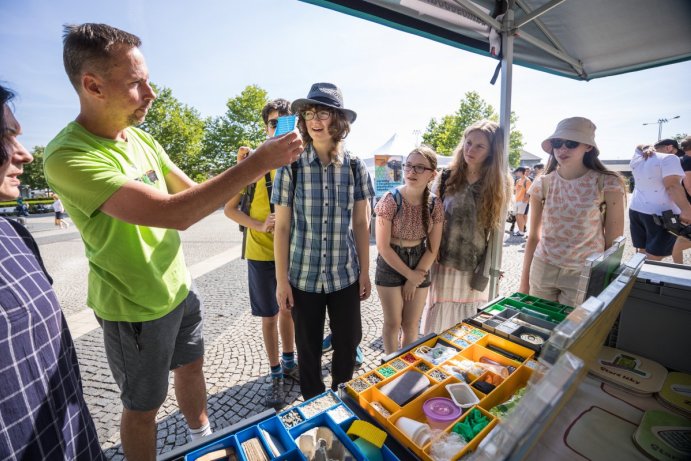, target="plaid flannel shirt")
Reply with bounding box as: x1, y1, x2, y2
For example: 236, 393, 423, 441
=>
272, 145, 374, 293
0, 219, 104, 460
